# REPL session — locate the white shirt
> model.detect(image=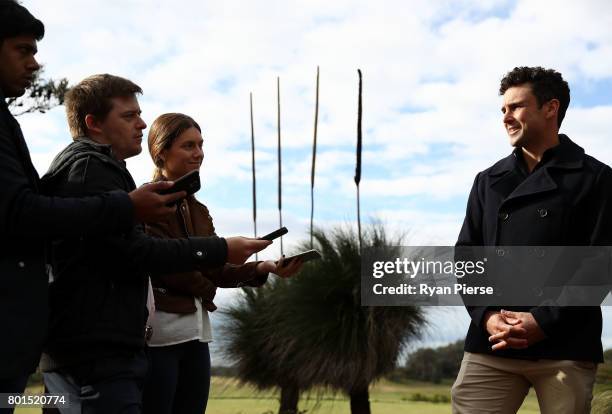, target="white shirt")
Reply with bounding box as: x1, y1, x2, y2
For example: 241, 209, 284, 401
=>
147, 297, 213, 347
